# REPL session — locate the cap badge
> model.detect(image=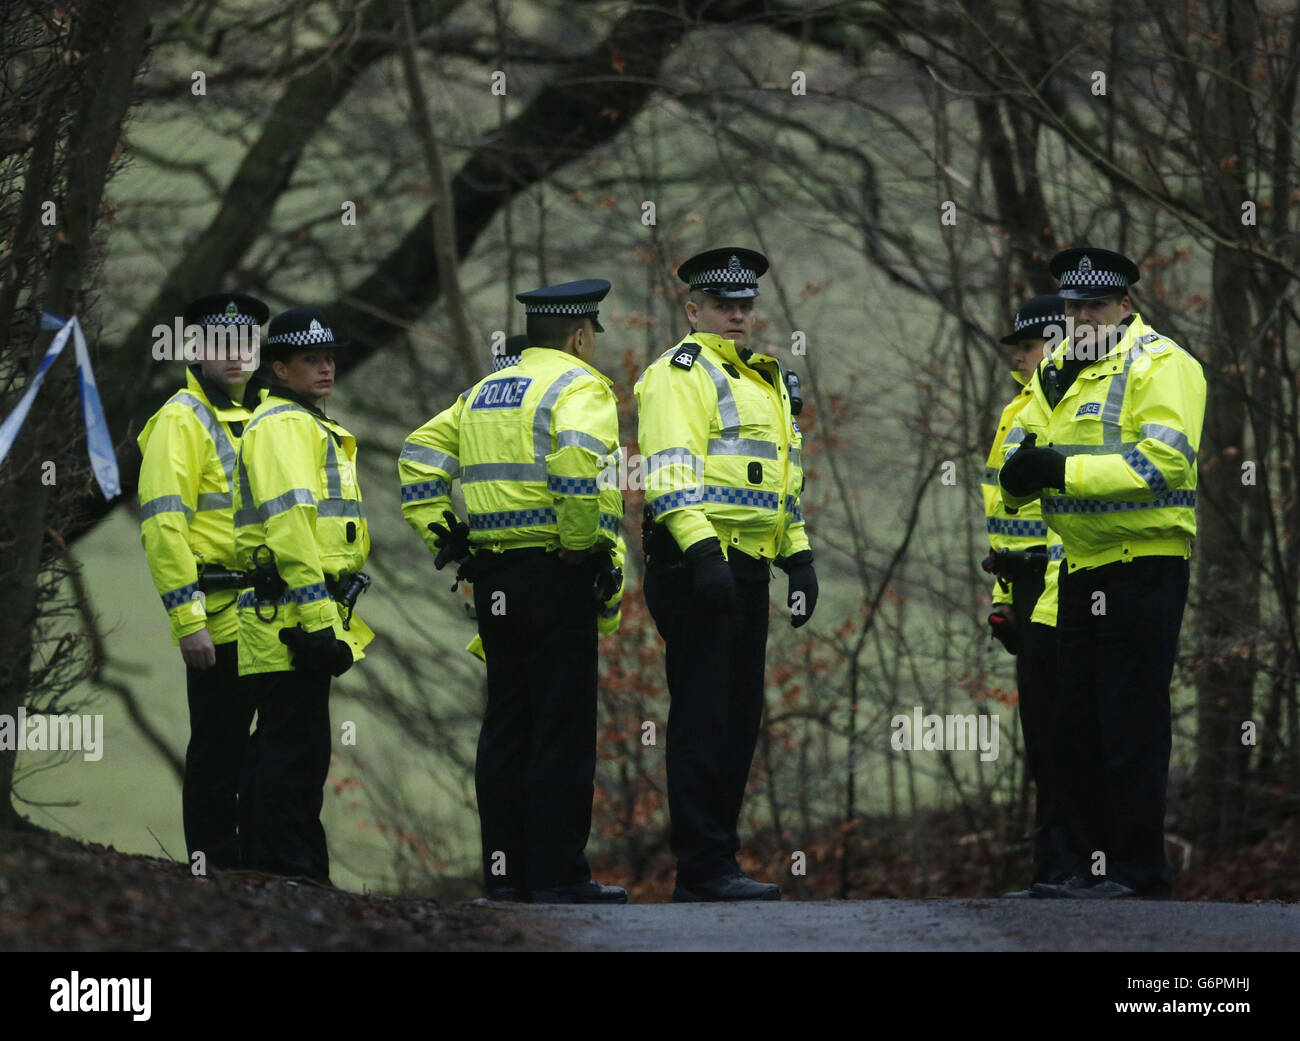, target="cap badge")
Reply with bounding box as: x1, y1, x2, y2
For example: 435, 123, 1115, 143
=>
1078, 255, 1093, 272
728, 255, 741, 272
224, 300, 239, 317
309, 318, 323, 333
